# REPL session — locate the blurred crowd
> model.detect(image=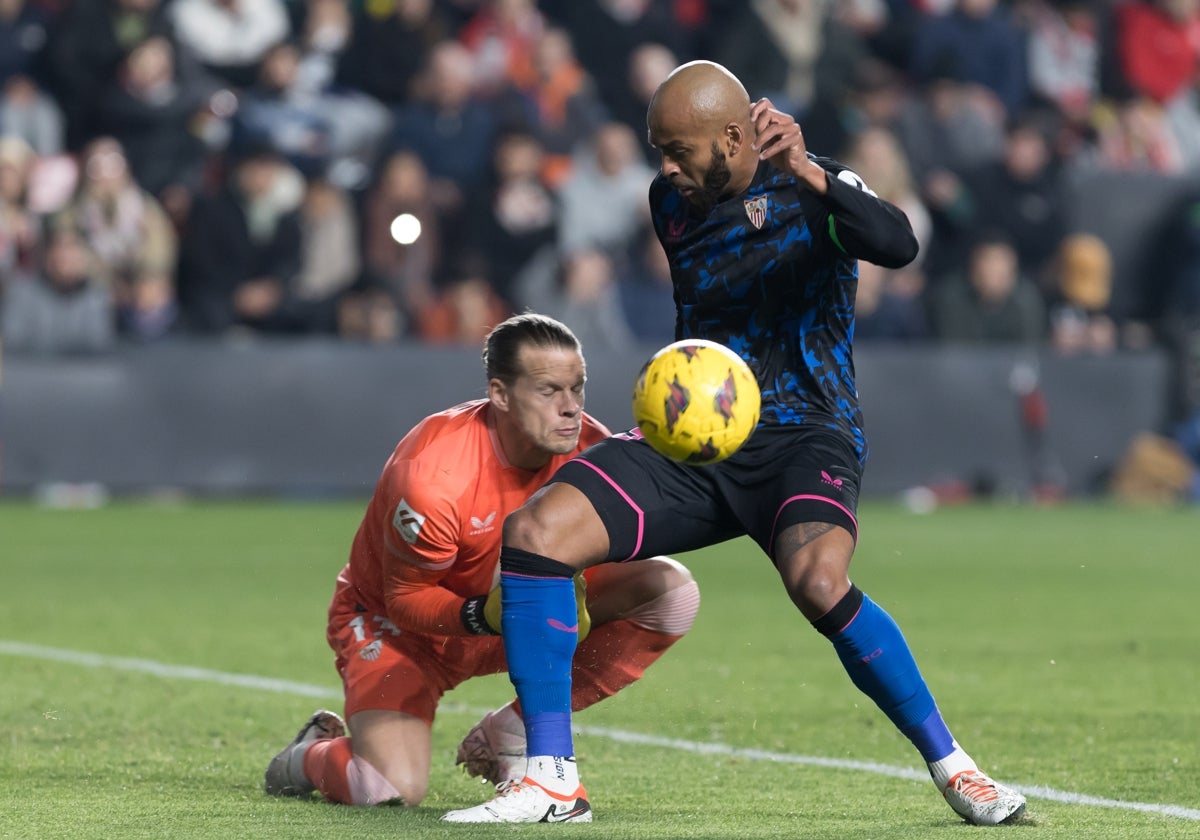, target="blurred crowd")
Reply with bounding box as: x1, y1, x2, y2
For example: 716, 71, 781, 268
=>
3, 0, 1200, 385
